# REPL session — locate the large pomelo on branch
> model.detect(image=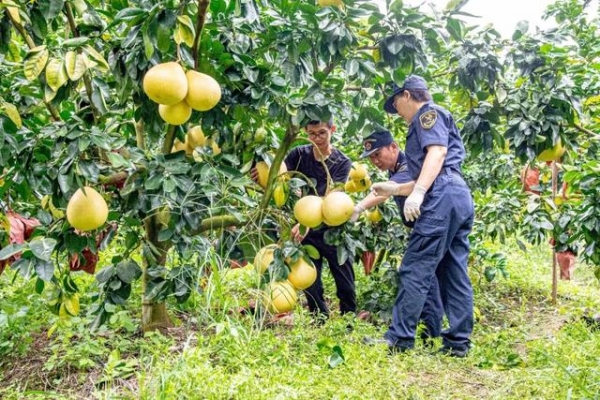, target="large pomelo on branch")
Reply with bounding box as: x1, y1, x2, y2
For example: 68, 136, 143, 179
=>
66, 187, 109, 231
287, 257, 317, 290
322, 192, 354, 226
293, 195, 324, 228
349, 162, 368, 181
159, 100, 192, 125
185, 71, 222, 111
255, 161, 288, 189
143, 62, 188, 105
265, 280, 297, 313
